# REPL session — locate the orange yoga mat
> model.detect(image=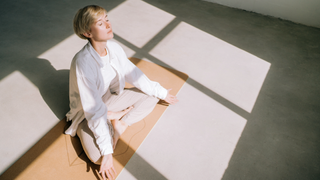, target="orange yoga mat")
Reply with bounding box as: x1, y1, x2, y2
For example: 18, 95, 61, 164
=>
0, 58, 188, 180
